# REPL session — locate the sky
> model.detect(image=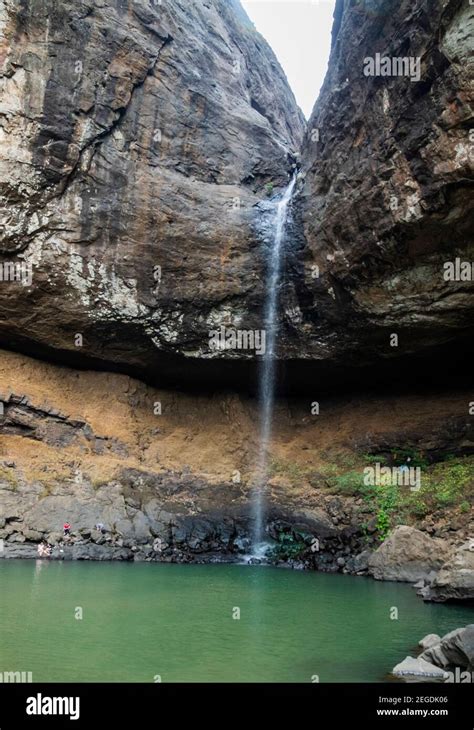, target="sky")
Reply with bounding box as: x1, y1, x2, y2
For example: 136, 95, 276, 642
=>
241, 0, 335, 119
